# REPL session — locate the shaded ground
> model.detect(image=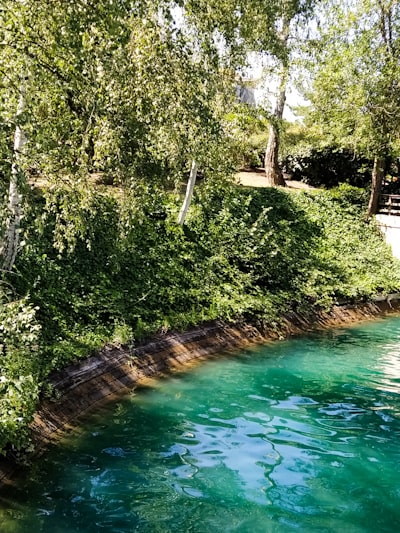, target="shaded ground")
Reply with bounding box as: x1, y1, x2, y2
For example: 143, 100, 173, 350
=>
29, 168, 314, 193
236, 168, 315, 190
